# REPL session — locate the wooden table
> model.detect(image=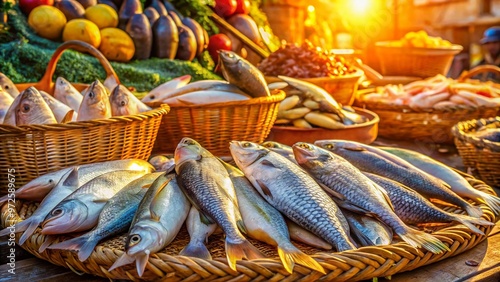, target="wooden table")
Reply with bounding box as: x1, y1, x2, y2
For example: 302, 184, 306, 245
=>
0, 138, 499, 282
